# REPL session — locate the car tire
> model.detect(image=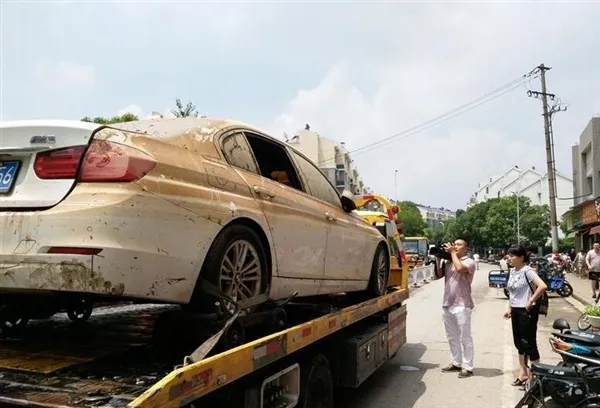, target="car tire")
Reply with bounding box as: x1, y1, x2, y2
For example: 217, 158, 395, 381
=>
367, 243, 390, 298
191, 223, 269, 314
